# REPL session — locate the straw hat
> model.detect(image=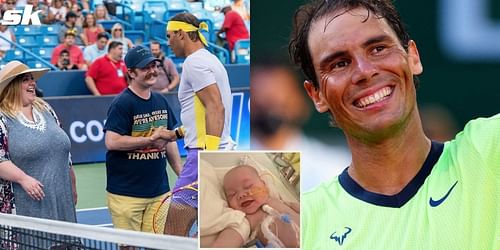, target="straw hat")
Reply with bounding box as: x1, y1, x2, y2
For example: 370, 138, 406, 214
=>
0, 61, 49, 96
